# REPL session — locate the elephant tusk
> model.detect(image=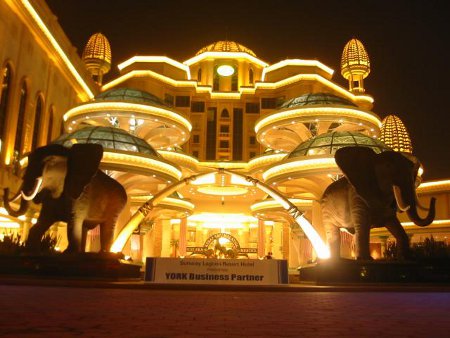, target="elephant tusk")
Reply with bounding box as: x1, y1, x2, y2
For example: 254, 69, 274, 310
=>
21, 177, 43, 201
393, 185, 410, 212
